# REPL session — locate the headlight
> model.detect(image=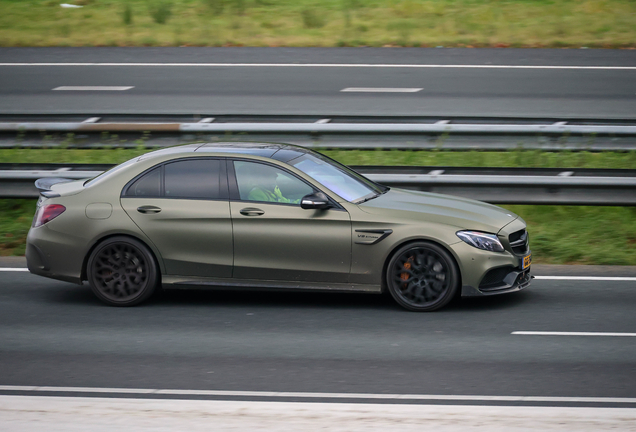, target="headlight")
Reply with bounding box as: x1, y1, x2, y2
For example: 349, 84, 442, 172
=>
456, 231, 504, 252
